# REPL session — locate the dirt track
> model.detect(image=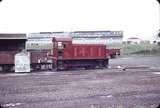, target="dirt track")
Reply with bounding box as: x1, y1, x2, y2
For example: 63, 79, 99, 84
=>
0, 56, 160, 108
